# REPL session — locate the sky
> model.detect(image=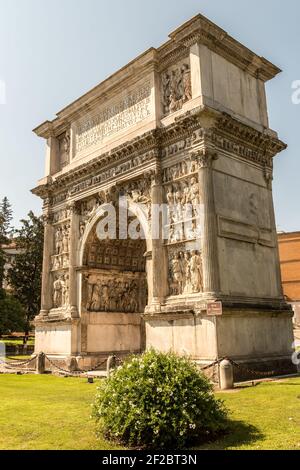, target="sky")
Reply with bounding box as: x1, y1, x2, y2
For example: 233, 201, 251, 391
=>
0, 0, 299, 231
